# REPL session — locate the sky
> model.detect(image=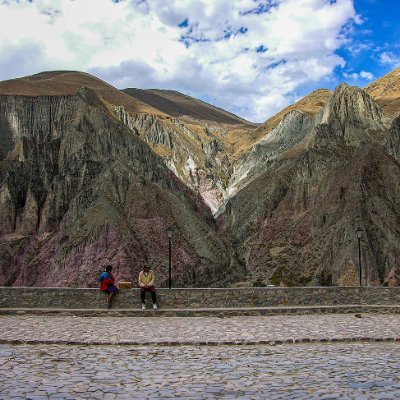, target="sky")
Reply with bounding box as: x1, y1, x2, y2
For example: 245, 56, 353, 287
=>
0, 0, 399, 123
